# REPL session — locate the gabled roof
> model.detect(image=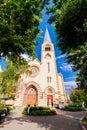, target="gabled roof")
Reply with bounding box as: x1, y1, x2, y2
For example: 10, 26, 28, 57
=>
28, 58, 41, 65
